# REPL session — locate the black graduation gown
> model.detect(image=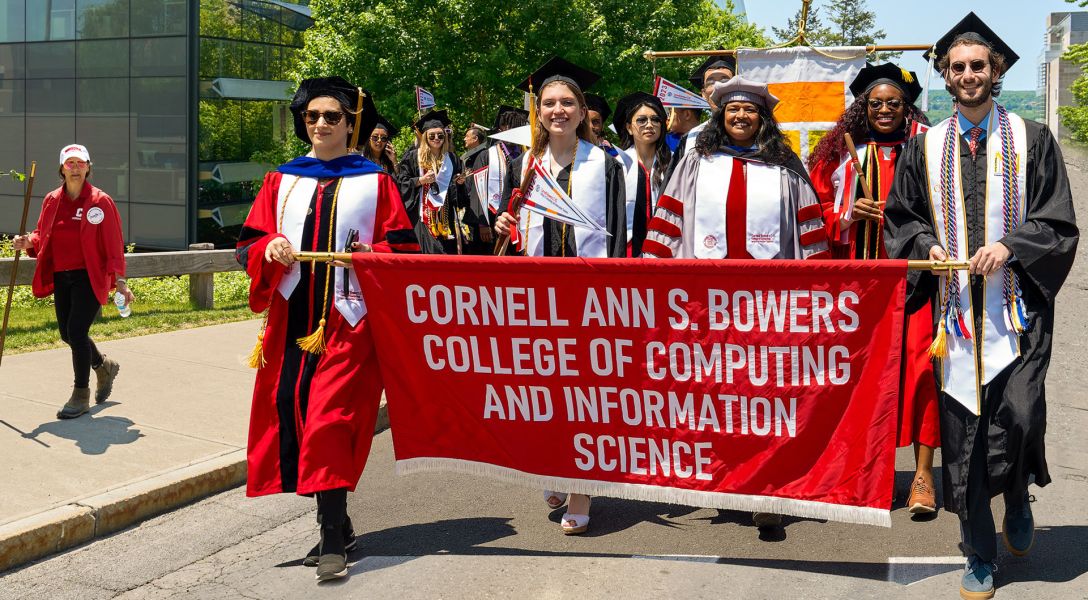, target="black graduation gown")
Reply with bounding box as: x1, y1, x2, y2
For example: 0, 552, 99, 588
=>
499, 151, 628, 258
460, 143, 492, 254
884, 118, 1079, 516
394, 149, 477, 255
